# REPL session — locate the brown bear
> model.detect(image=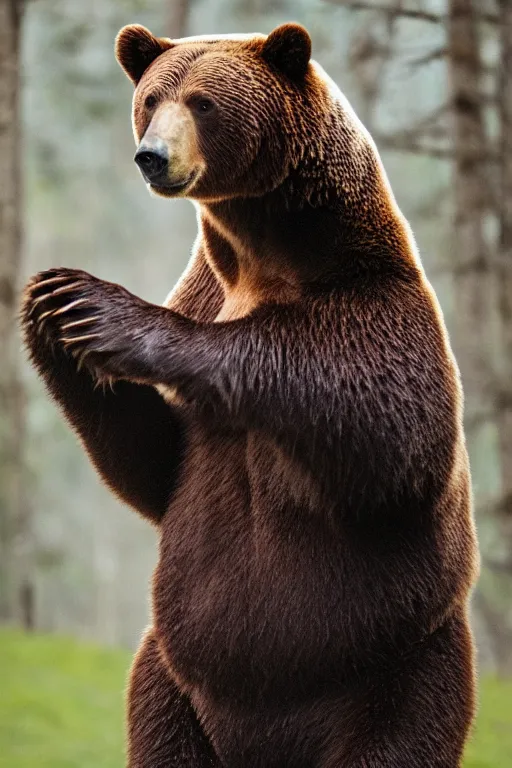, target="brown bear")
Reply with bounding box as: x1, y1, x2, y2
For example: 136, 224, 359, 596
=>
21, 22, 479, 768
